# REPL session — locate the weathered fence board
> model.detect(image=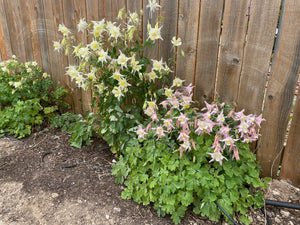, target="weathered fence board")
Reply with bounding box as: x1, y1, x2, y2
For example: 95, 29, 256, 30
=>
159, 0, 178, 80
176, 0, 200, 85
236, 0, 281, 114
1, 0, 300, 186
215, 0, 251, 105
194, 0, 224, 108
280, 94, 300, 186
257, 0, 300, 178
